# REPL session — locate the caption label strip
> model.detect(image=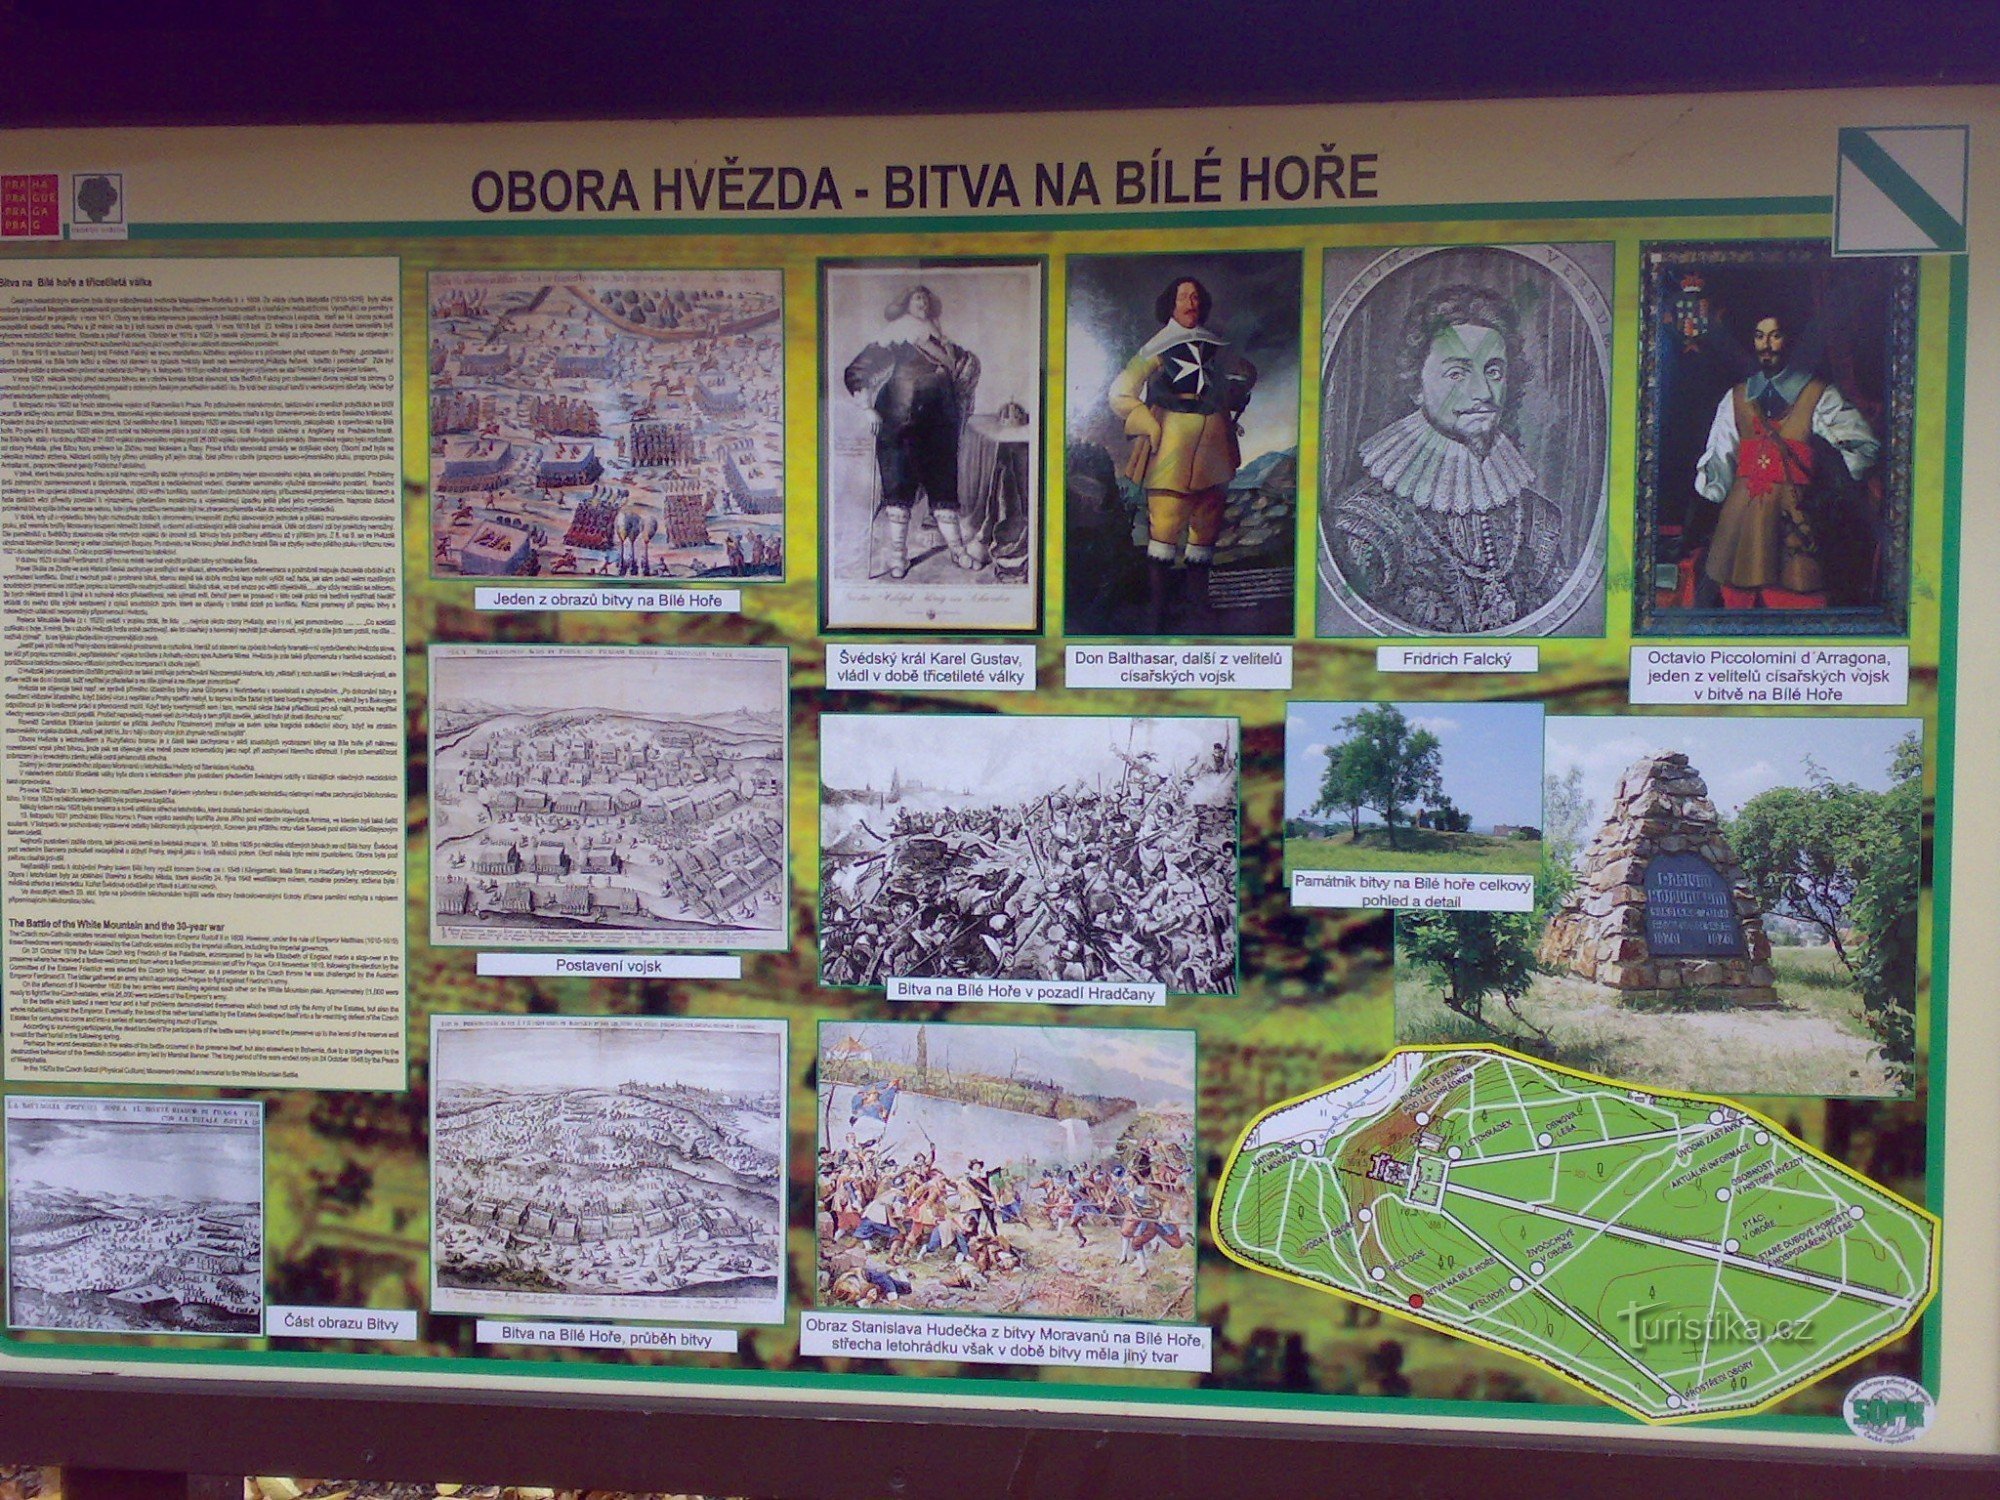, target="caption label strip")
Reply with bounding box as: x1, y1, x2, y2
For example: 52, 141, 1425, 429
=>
1630, 647, 1908, 706
1066, 645, 1292, 691
828, 644, 1036, 692
267, 1305, 418, 1341
886, 976, 1165, 1006
474, 587, 743, 613
1377, 646, 1539, 674
1292, 871, 1536, 912
476, 953, 744, 980
800, 1311, 1211, 1371
476, 1320, 739, 1352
